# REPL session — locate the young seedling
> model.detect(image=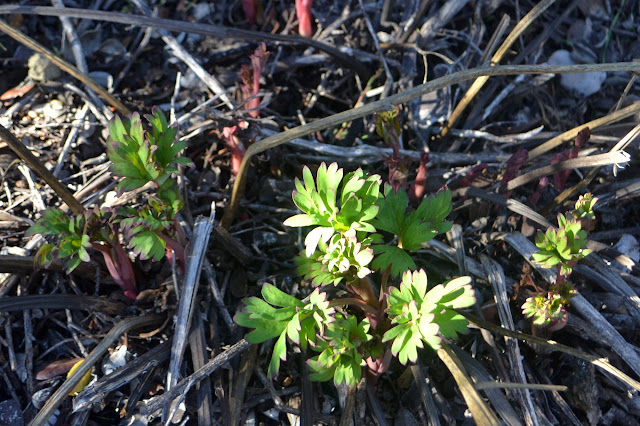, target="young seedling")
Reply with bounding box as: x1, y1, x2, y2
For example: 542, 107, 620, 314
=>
375, 106, 407, 192
236, 162, 476, 388
29, 108, 193, 299
523, 193, 596, 328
